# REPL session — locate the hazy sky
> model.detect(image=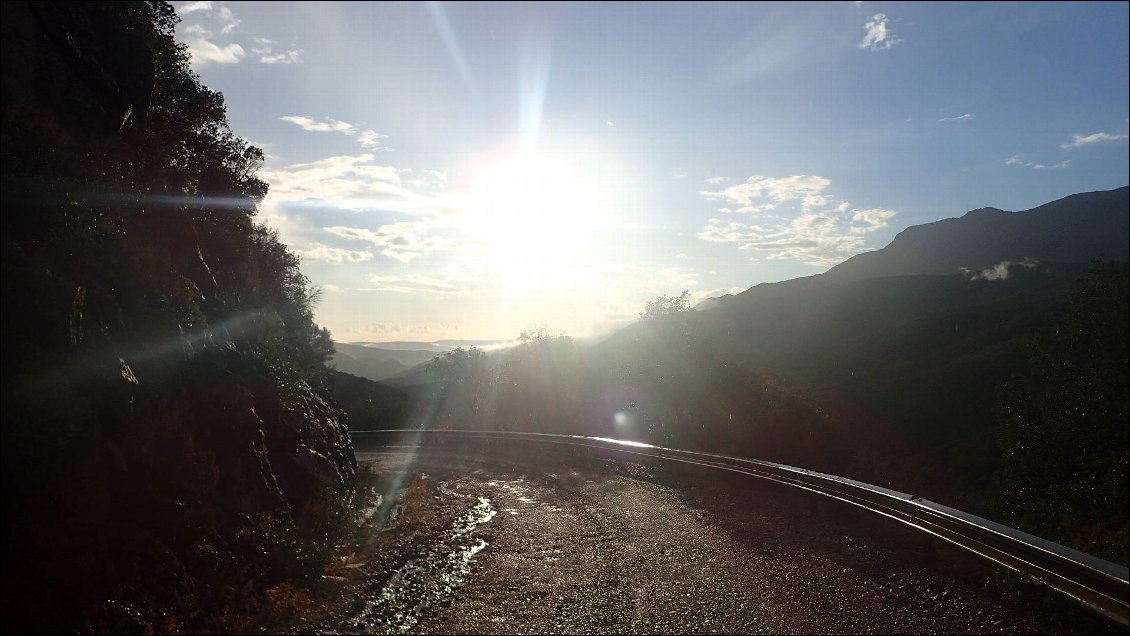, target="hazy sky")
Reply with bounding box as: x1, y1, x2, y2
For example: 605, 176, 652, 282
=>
174, 1, 1129, 343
